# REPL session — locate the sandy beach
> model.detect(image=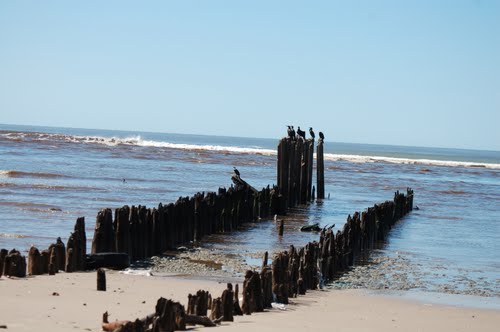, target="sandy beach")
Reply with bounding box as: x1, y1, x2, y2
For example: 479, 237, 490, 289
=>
1, 271, 499, 332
